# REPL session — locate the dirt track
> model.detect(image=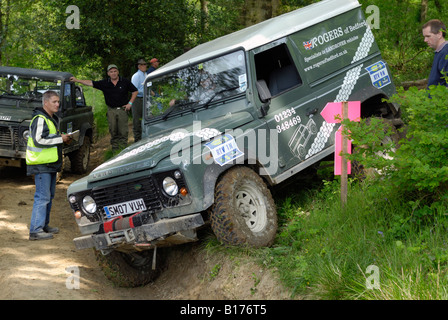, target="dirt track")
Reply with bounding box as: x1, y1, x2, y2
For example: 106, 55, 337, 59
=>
0, 135, 292, 300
